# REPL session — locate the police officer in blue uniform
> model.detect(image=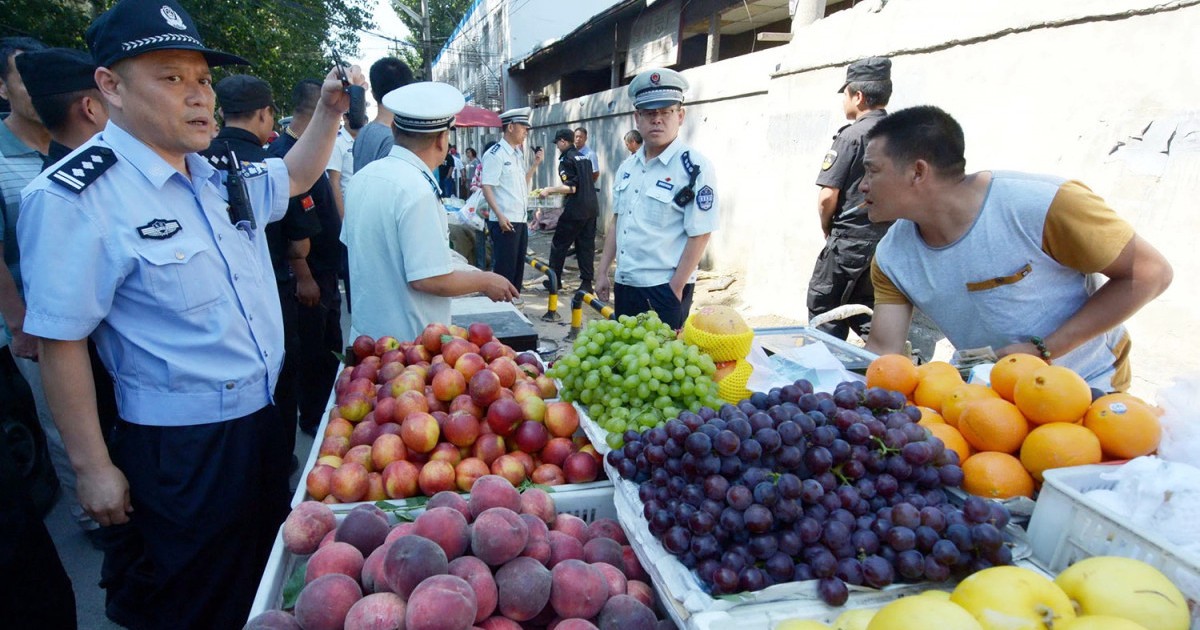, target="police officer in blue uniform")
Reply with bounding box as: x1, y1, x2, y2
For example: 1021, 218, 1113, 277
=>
15, 0, 357, 627
596, 68, 720, 329
807, 57, 893, 340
